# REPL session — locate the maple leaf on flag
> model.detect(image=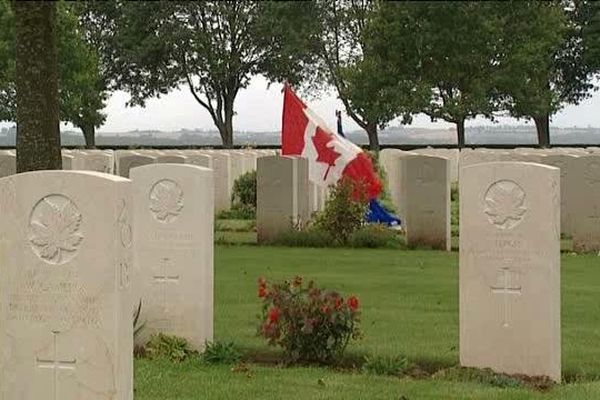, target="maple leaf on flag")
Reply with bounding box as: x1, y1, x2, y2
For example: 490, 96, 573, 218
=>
312, 127, 341, 180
